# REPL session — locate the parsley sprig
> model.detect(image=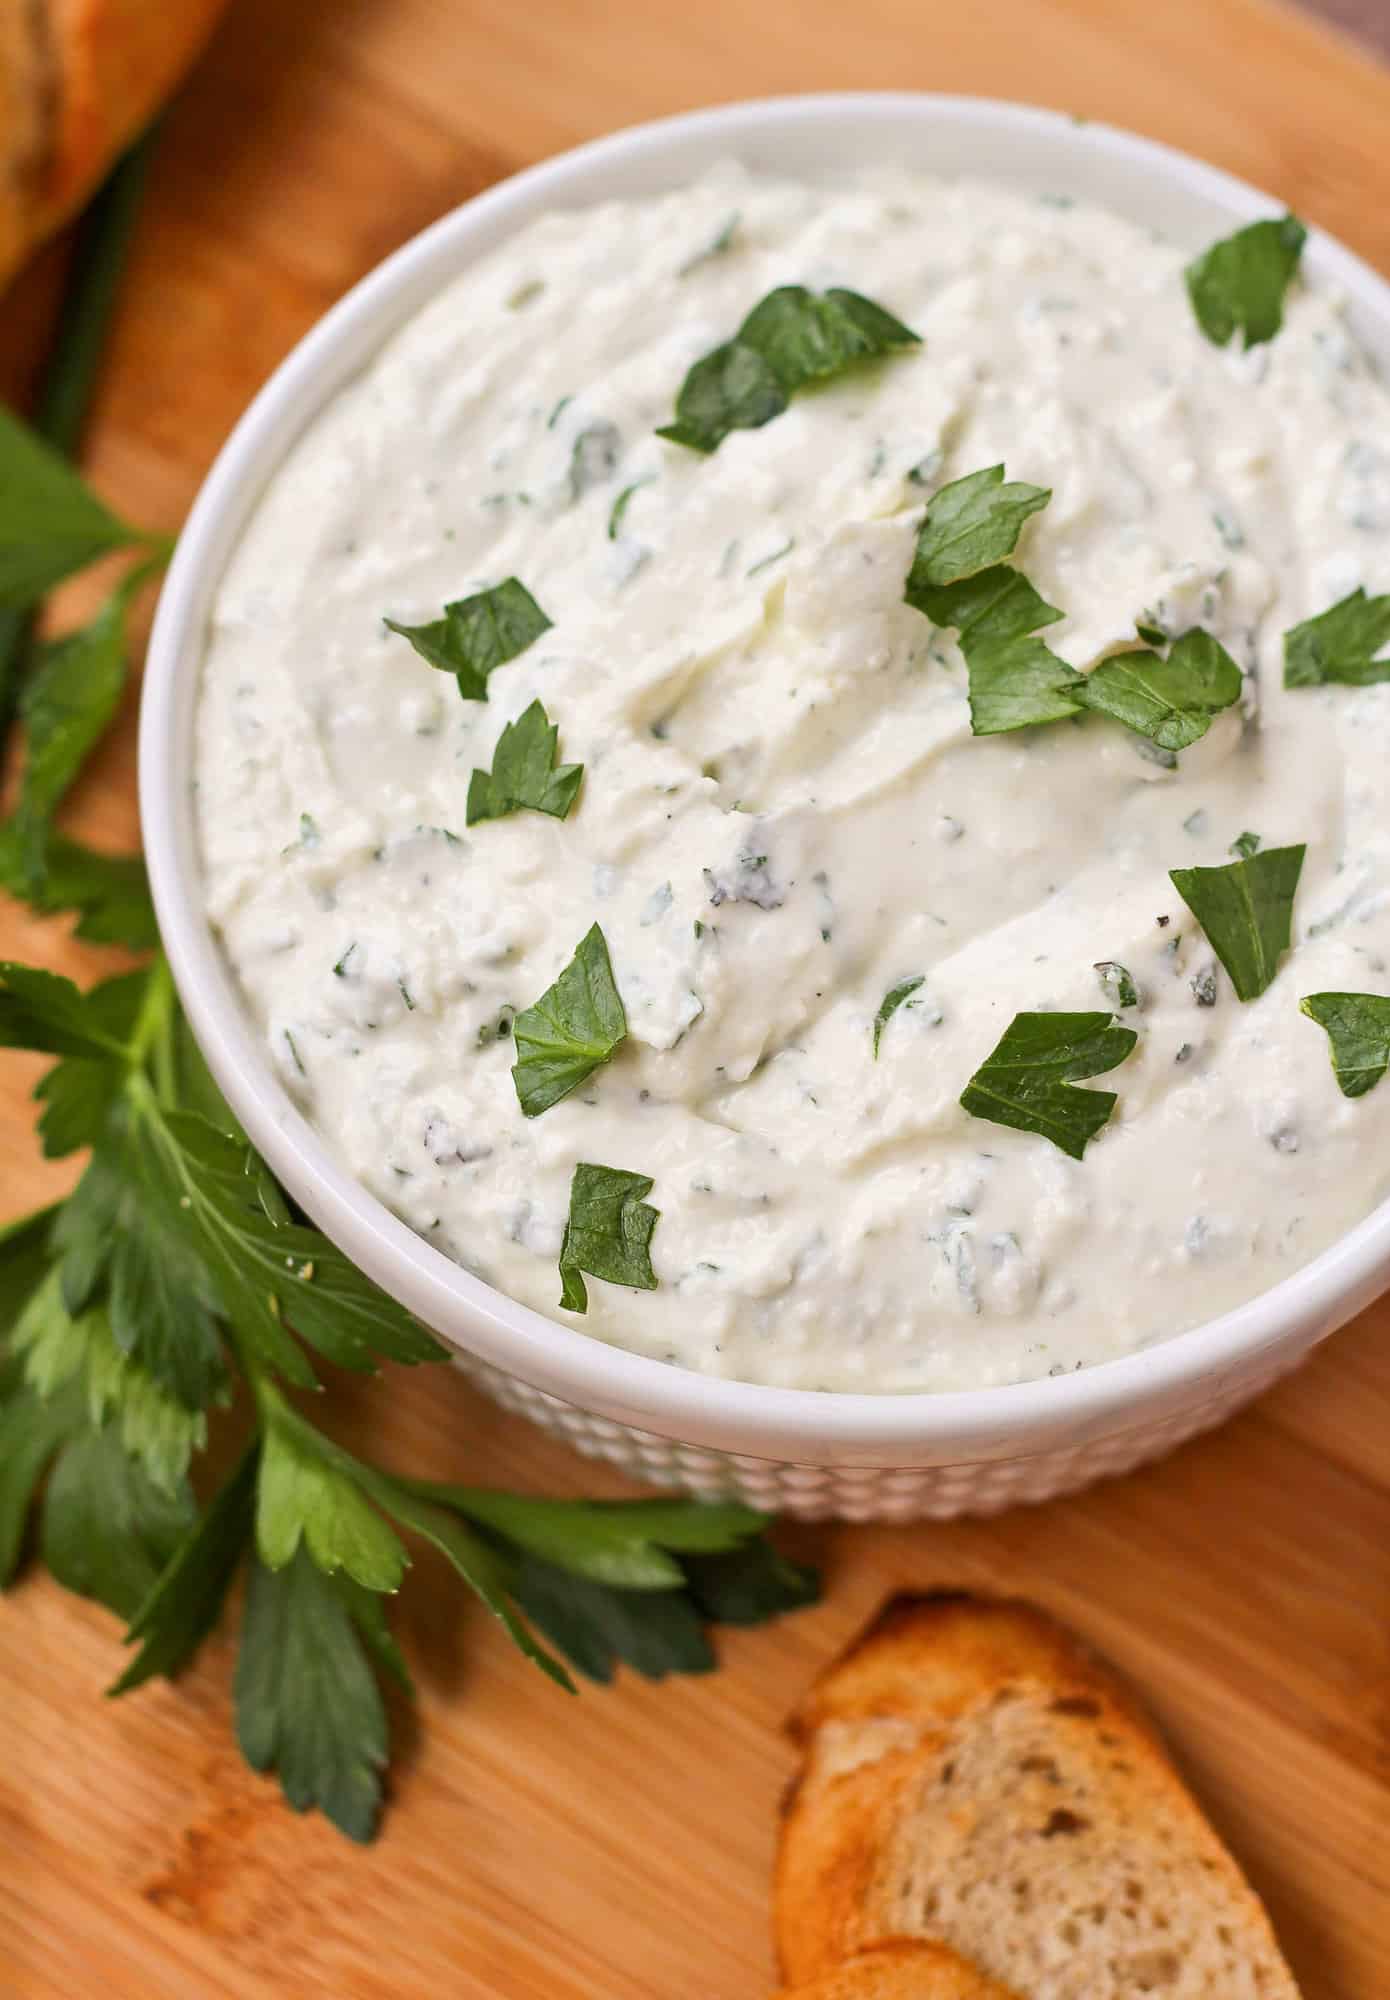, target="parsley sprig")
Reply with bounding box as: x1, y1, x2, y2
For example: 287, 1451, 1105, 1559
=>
0, 952, 815, 1838
0, 388, 816, 1843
